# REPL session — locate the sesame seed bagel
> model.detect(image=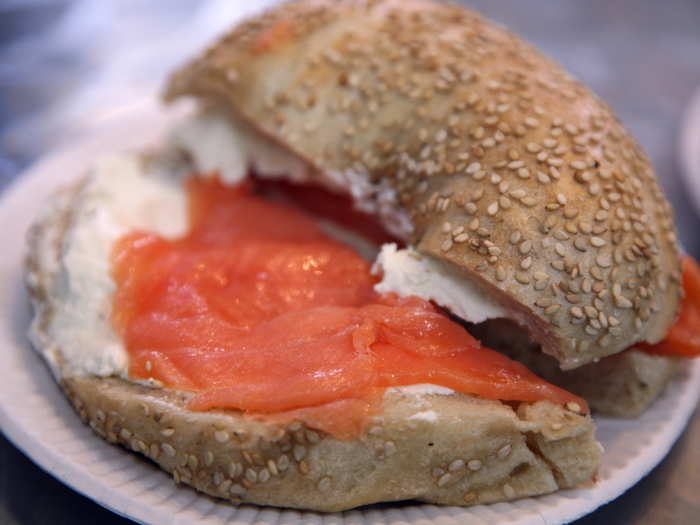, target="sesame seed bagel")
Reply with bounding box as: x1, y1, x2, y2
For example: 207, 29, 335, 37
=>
164, 0, 683, 369
25, 155, 602, 511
